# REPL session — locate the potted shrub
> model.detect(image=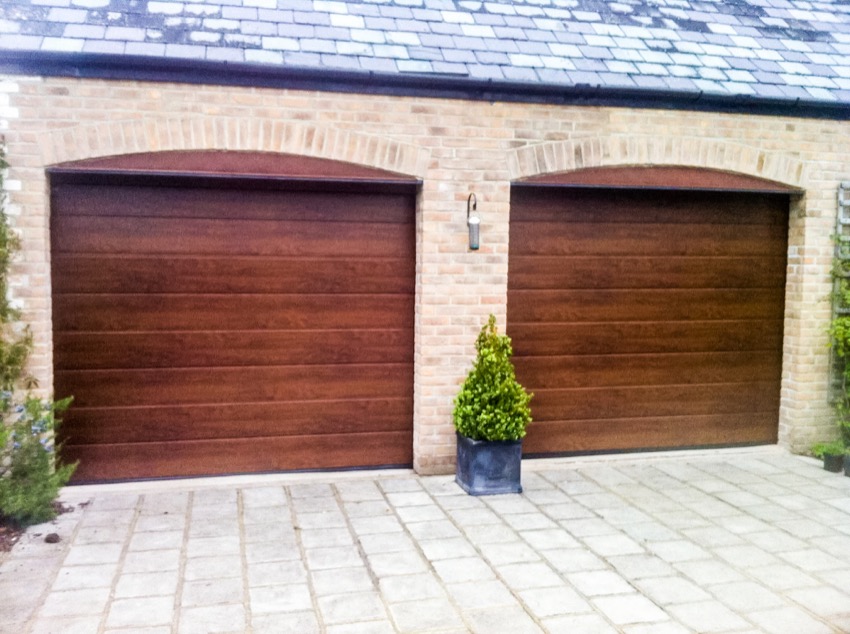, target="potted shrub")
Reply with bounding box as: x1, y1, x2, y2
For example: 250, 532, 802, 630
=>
453, 315, 532, 495
811, 440, 845, 473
